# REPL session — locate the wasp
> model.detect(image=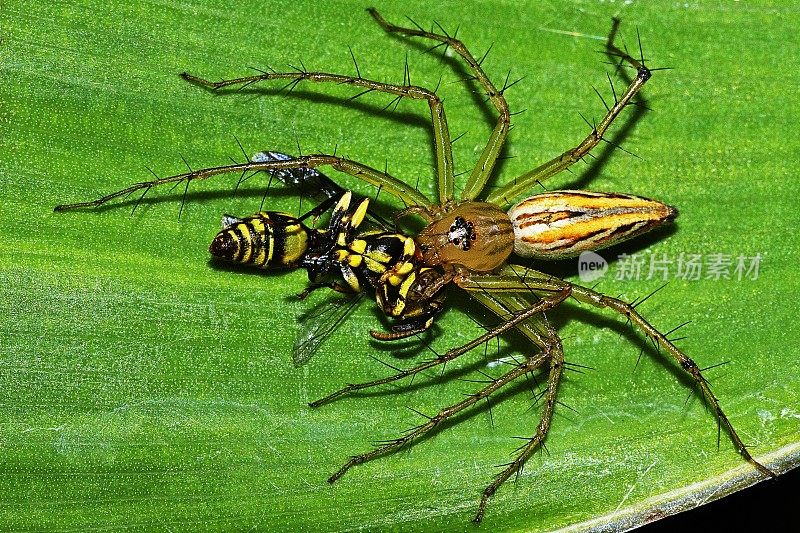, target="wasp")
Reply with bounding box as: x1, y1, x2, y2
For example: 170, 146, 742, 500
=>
54, 8, 775, 523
